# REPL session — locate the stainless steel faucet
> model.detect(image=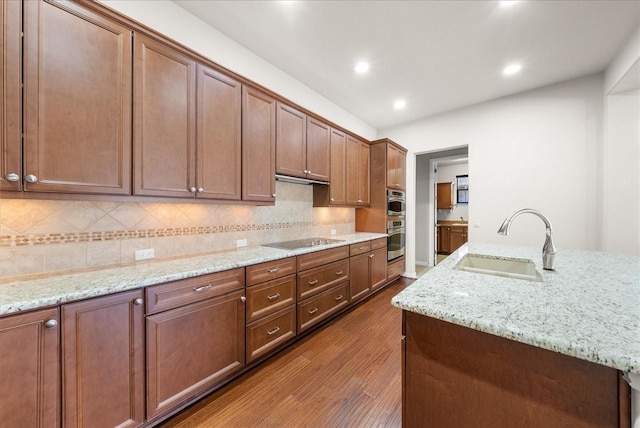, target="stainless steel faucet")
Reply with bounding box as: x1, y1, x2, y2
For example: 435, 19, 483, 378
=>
497, 208, 556, 270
